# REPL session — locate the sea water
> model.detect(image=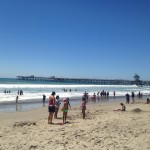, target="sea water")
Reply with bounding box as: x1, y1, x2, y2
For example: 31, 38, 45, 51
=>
0, 78, 150, 103
0, 78, 150, 112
